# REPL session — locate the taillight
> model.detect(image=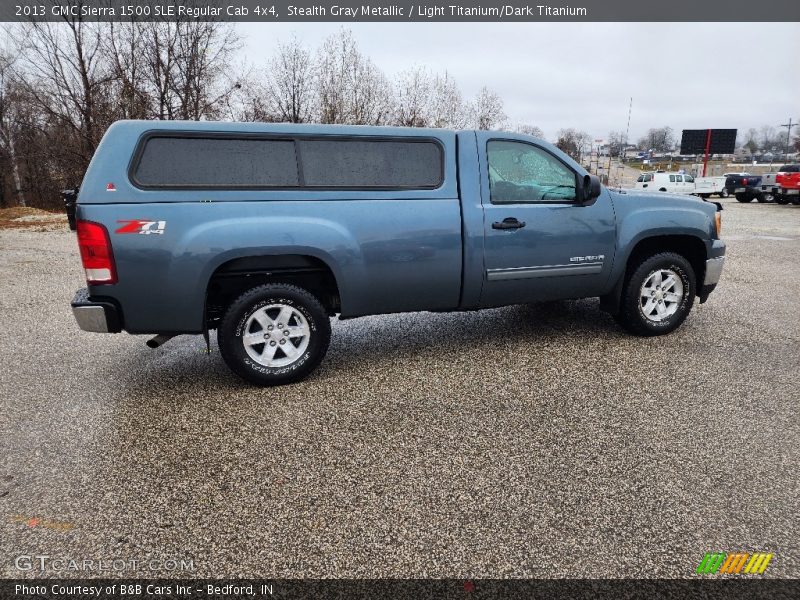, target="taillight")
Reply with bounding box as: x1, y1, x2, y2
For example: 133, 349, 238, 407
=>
742, 178, 748, 185
76, 220, 117, 284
